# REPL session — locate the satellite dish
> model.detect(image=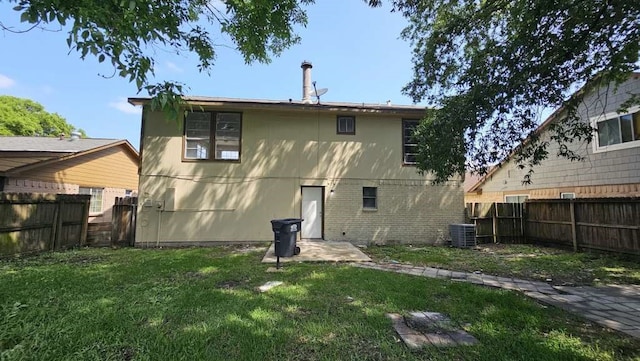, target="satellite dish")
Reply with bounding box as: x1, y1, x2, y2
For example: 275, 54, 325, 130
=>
314, 88, 328, 97
309, 81, 329, 104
